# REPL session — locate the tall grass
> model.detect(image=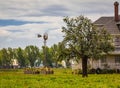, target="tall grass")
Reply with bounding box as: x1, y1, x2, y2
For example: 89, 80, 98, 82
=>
0, 68, 120, 88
